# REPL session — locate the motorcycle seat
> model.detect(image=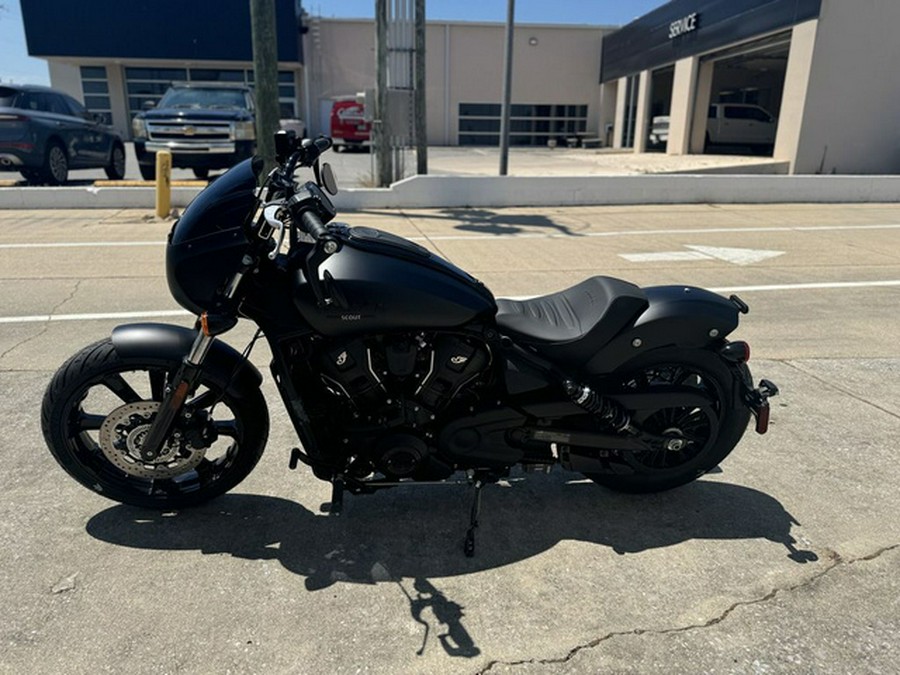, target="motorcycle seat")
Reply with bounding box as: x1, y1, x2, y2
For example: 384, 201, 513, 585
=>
495, 276, 648, 364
